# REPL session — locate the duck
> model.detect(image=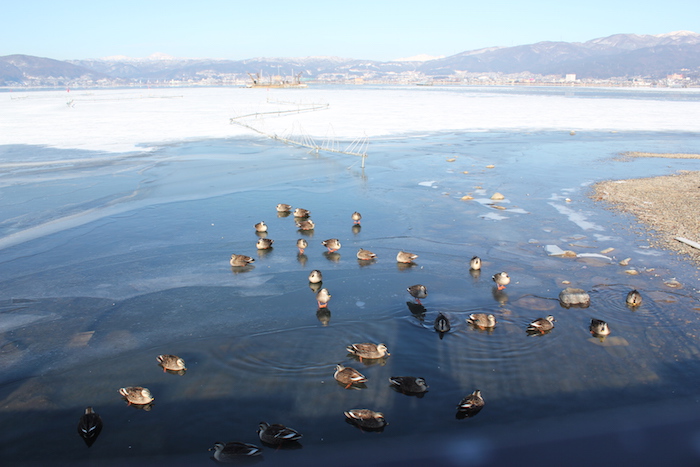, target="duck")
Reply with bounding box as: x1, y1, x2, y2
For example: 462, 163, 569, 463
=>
396, 250, 418, 263
77, 407, 103, 447
156, 354, 186, 372
210, 441, 262, 460
344, 409, 387, 430
230, 254, 255, 267
258, 421, 302, 445
322, 238, 341, 252
308, 269, 323, 284
334, 364, 367, 389
293, 208, 310, 218
276, 203, 292, 212
457, 390, 484, 417
434, 313, 451, 334
296, 238, 308, 254
626, 290, 642, 307
590, 318, 611, 336
346, 342, 390, 361
119, 386, 154, 405
316, 288, 331, 308
352, 211, 362, 224
492, 271, 510, 290
296, 219, 315, 230
469, 256, 482, 270
407, 284, 427, 304
527, 315, 555, 333
467, 313, 497, 329
254, 221, 267, 232
356, 248, 377, 261
256, 238, 274, 250
389, 376, 428, 395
